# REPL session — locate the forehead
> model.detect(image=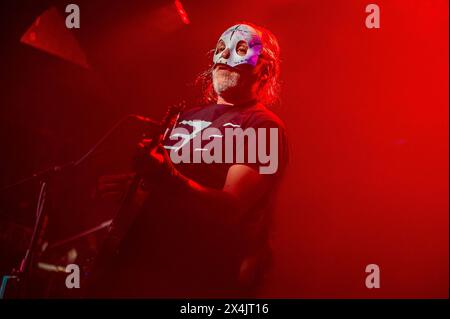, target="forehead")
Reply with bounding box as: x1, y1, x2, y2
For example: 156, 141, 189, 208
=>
218, 24, 261, 44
